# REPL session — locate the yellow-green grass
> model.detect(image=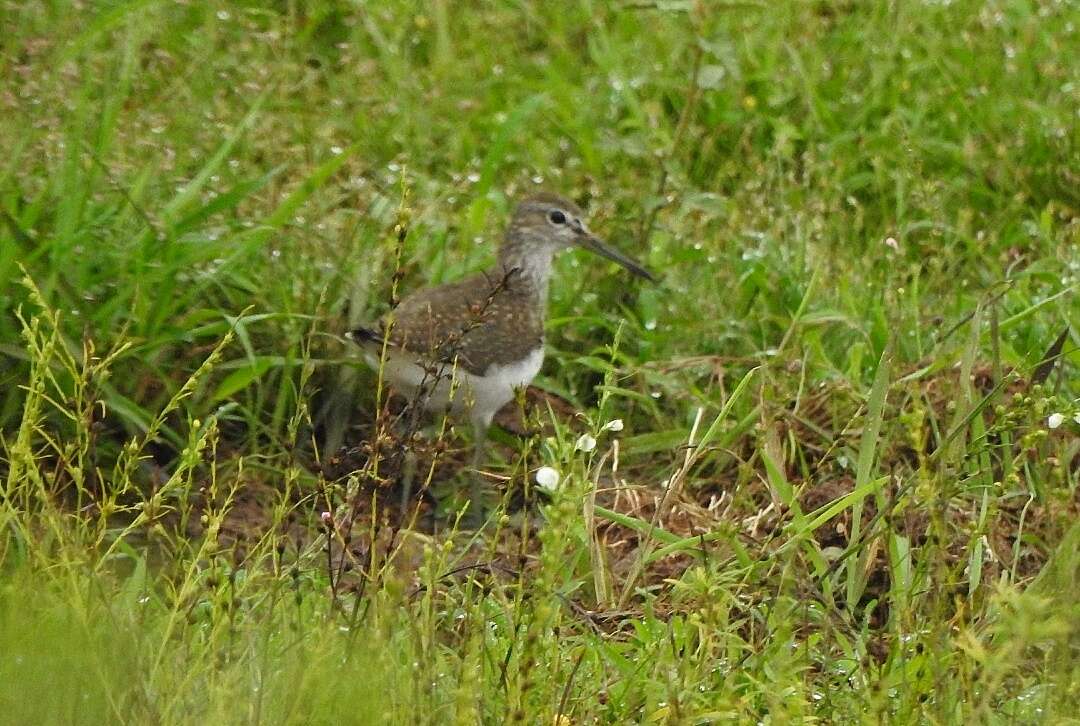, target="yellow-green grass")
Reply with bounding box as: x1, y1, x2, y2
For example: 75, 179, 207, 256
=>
1, 1, 1078, 722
